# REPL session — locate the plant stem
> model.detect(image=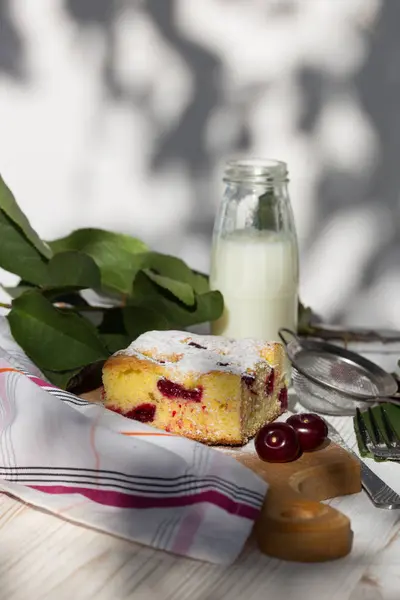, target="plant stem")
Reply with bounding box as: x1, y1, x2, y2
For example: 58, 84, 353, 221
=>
301, 325, 400, 344
0, 301, 114, 313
